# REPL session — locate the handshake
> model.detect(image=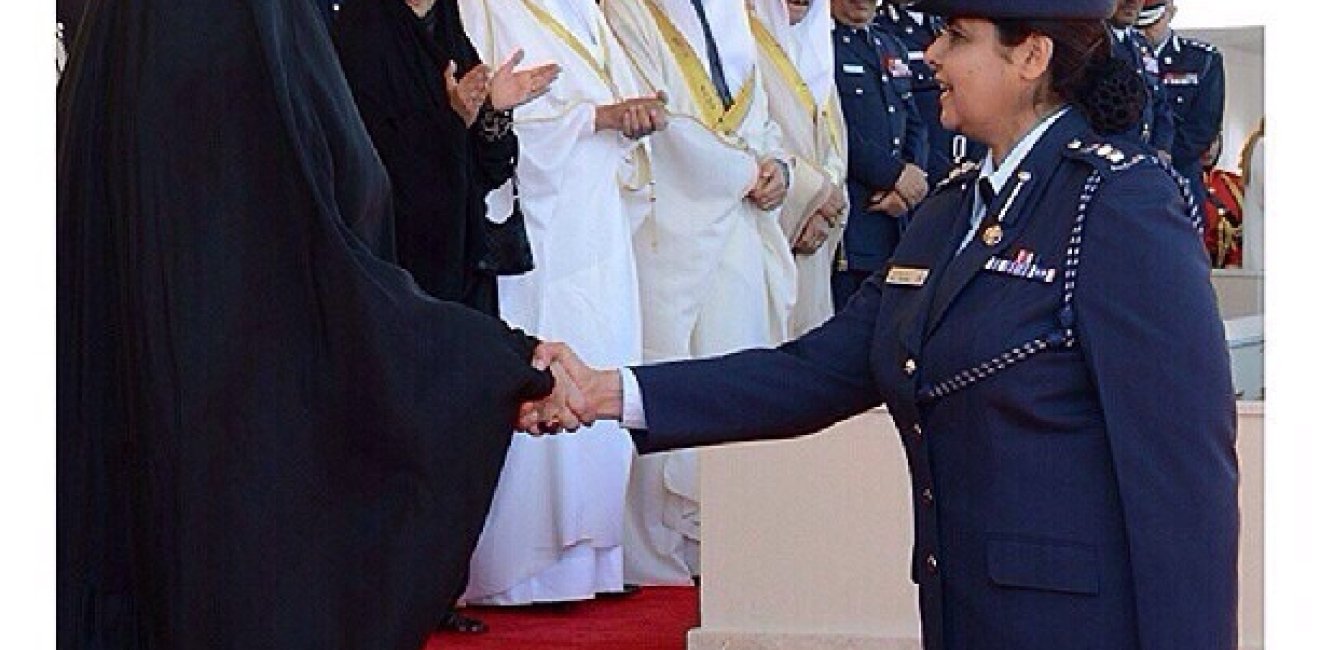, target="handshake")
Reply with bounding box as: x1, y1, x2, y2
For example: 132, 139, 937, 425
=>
516, 342, 623, 435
